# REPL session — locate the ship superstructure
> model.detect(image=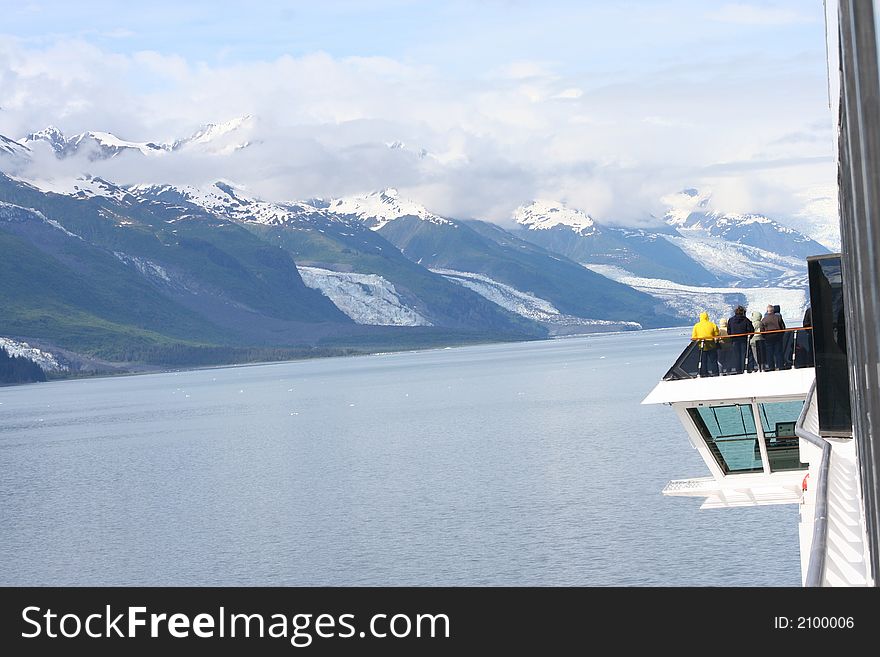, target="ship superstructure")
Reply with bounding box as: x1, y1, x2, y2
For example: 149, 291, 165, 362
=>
643, 0, 880, 587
